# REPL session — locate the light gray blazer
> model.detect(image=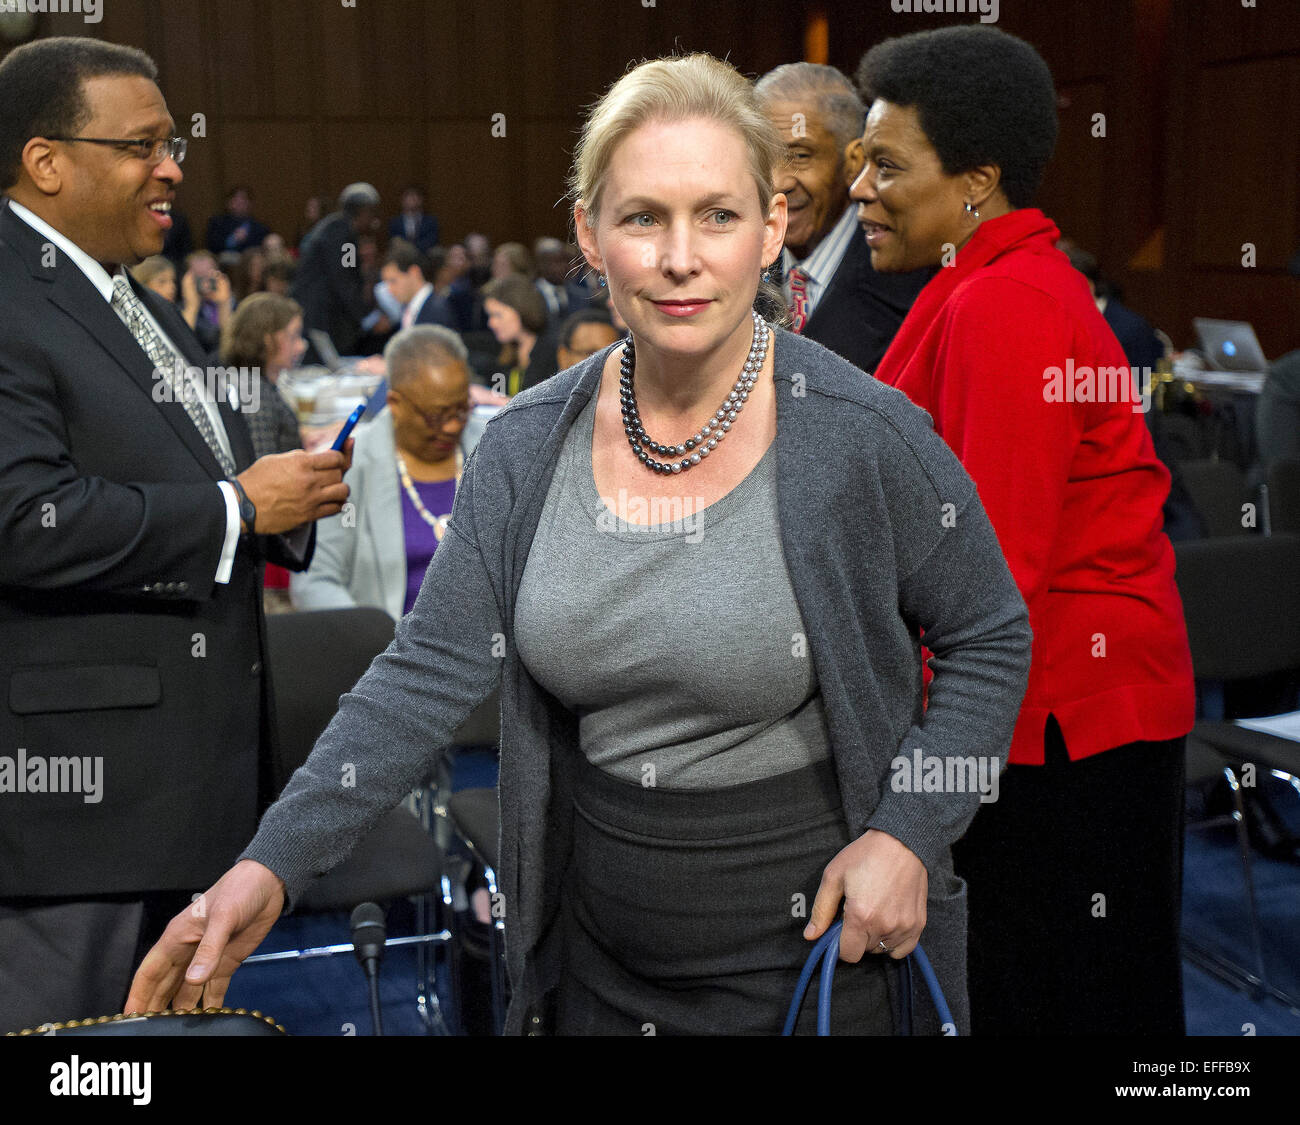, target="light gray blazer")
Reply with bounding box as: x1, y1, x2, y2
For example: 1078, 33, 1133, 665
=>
289, 406, 489, 621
